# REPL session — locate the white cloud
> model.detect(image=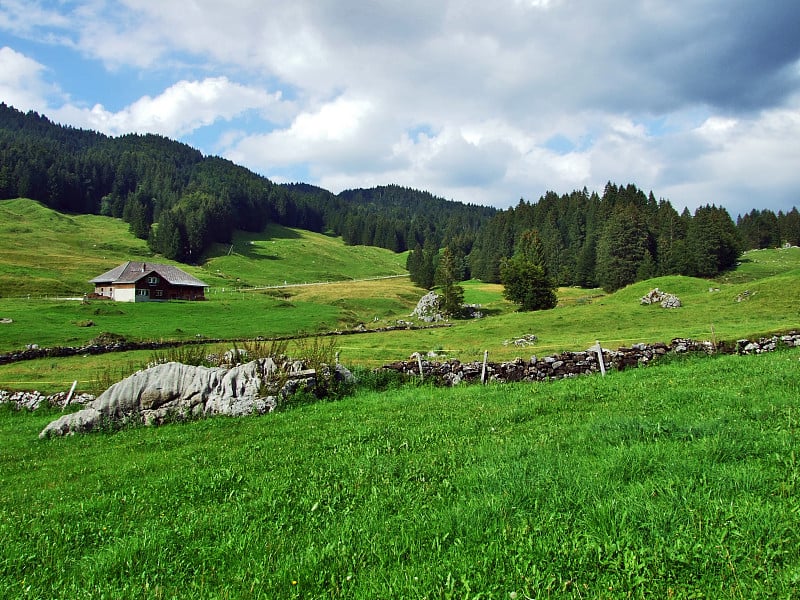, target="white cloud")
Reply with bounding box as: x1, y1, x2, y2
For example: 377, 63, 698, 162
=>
52, 77, 285, 138
1, 1, 799, 216
225, 95, 384, 175
0, 46, 57, 112
695, 116, 739, 146
0, 0, 71, 38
